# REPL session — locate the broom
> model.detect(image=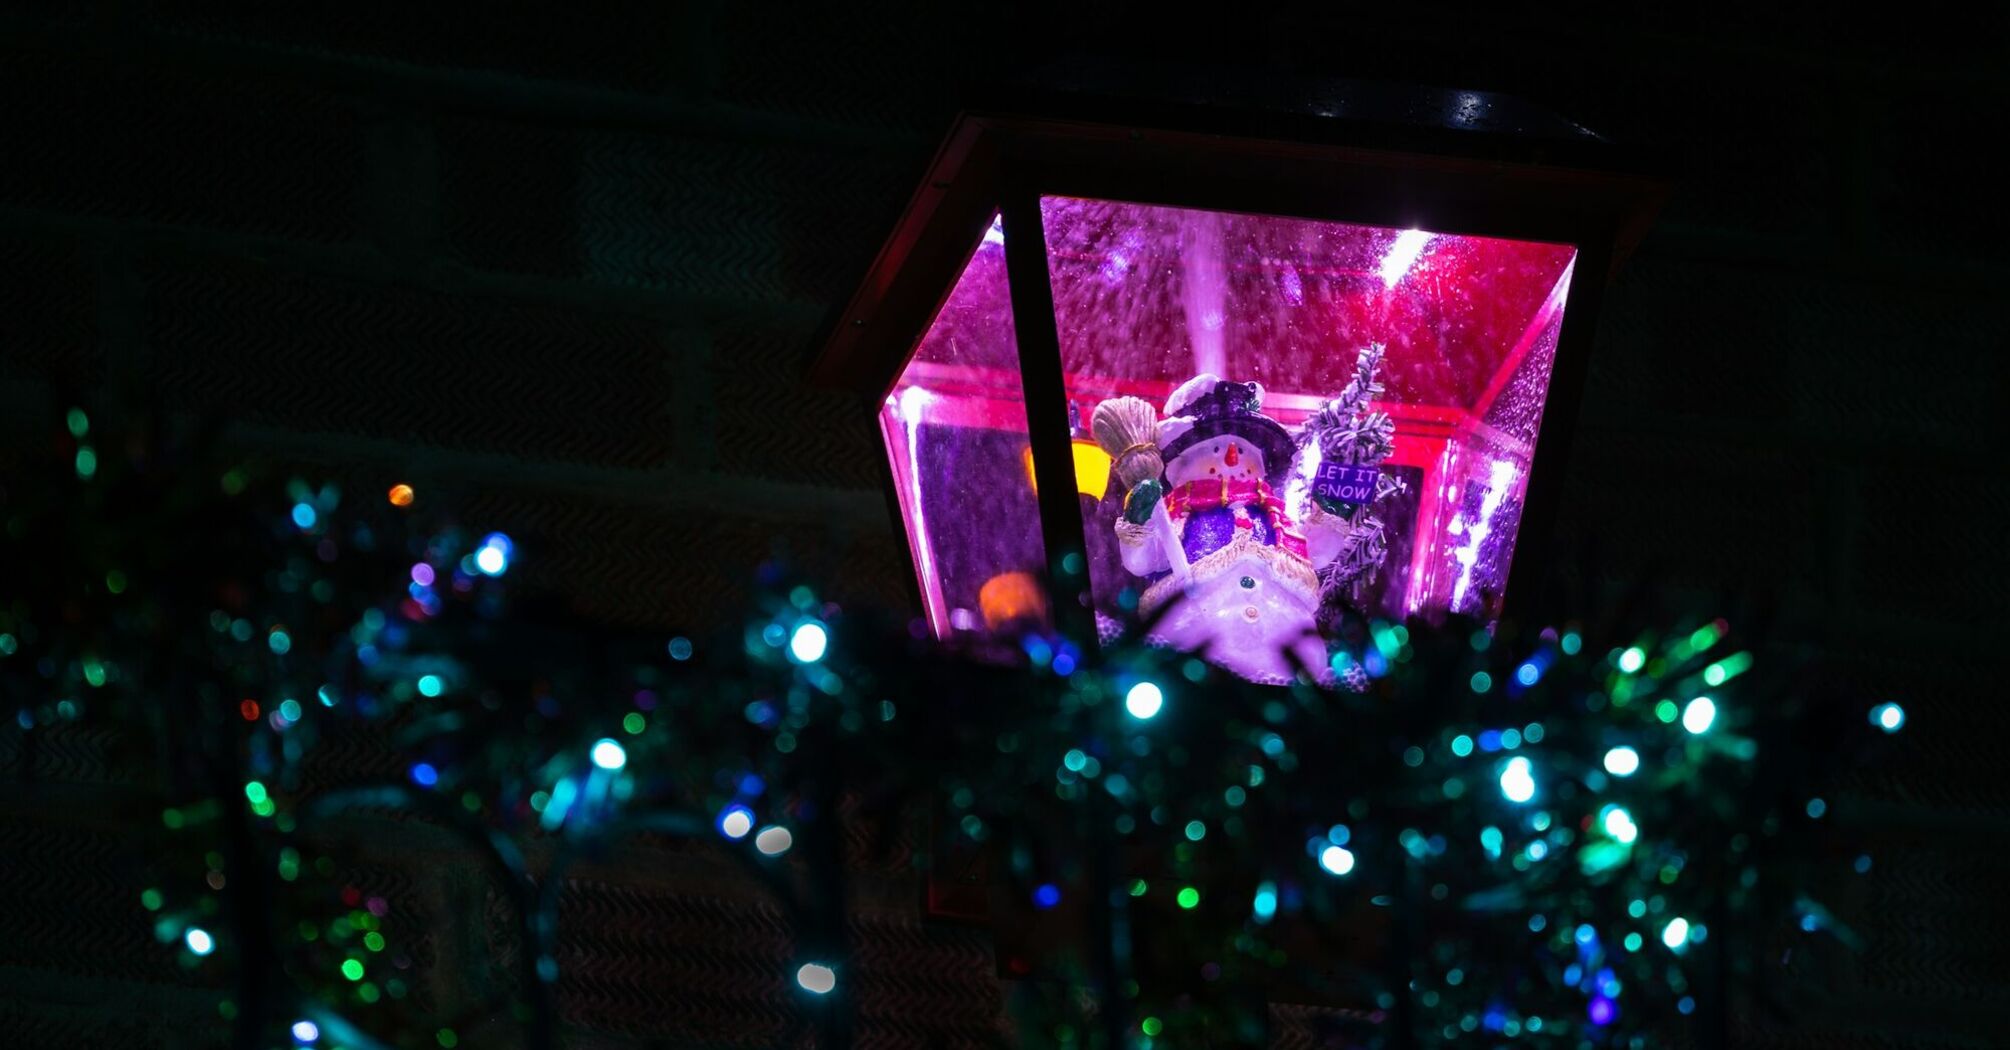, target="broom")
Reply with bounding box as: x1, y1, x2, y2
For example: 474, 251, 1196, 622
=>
1091, 396, 1189, 578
